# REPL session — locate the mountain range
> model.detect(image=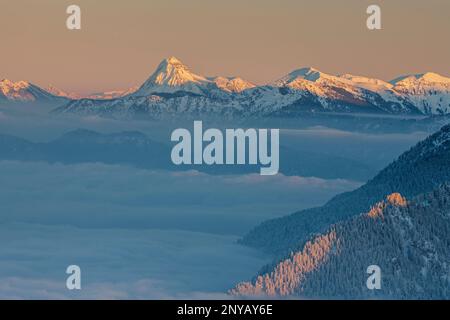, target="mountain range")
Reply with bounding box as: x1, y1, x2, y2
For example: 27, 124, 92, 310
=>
0, 79, 140, 104
2, 57, 450, 118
